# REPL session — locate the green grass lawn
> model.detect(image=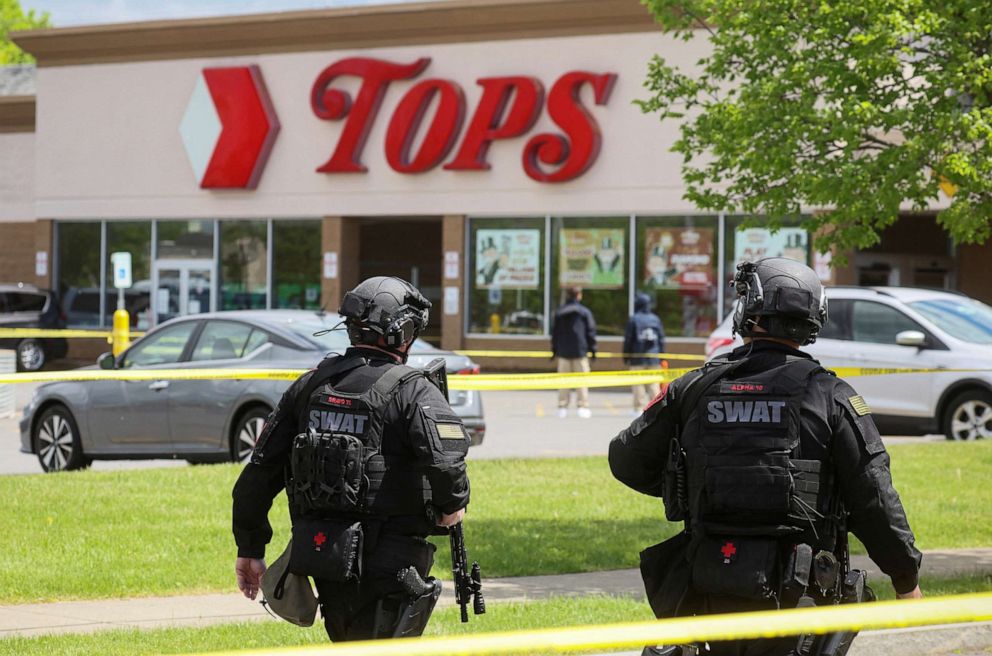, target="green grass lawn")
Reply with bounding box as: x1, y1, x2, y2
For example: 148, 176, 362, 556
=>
0, 596, 653, 656
1, 573, 990, 656
0, 442, 989, 604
